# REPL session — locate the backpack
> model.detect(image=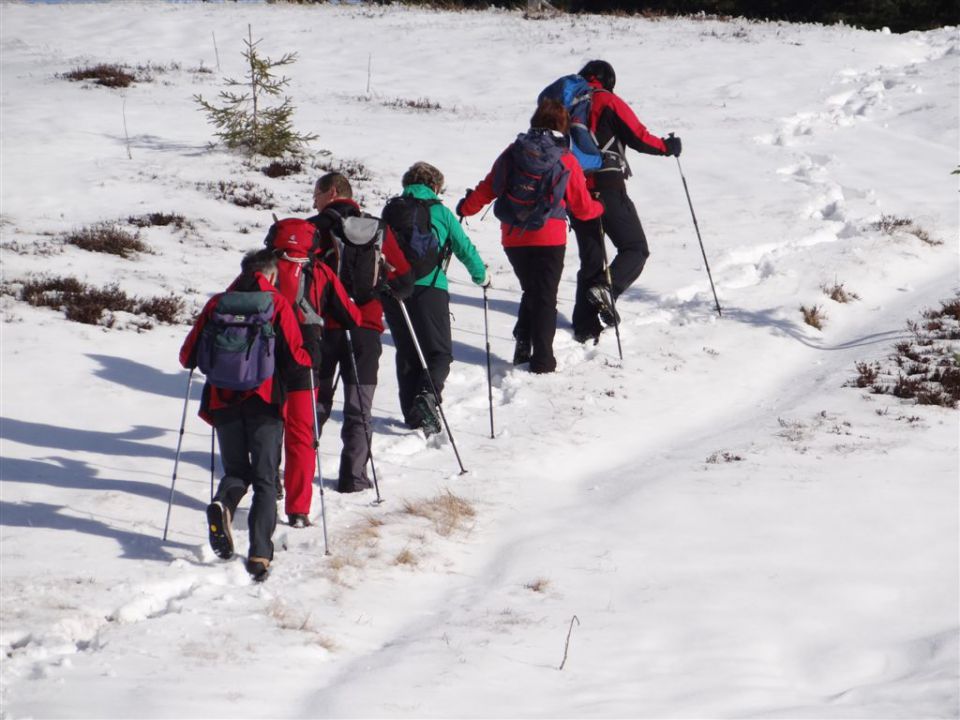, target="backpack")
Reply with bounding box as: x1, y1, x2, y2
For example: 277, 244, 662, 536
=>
196, 291, 276, 391
380, 195, 446, 282
538, 74, 604, 172
492, 129, 570, 232
326, 211, 385, 305
264, 217, 319, 258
